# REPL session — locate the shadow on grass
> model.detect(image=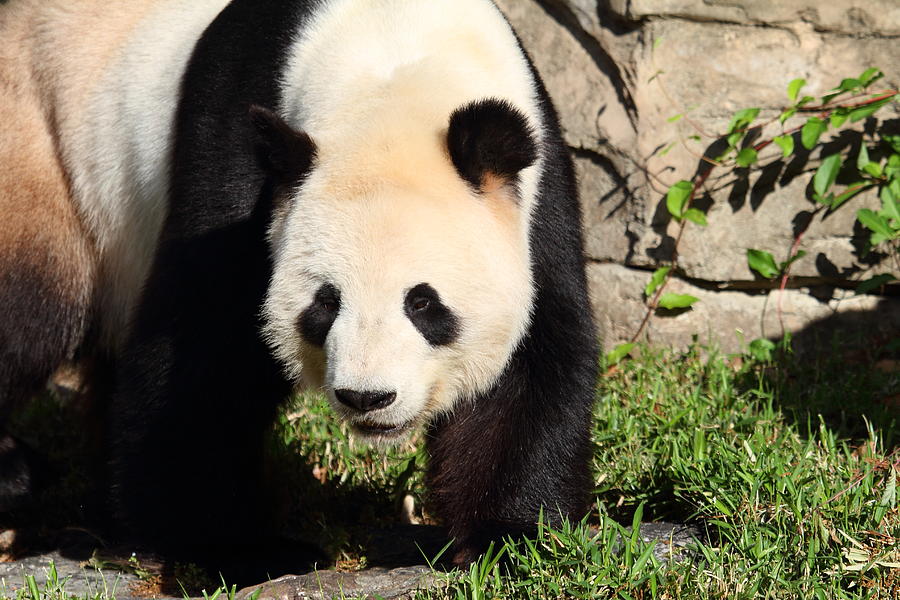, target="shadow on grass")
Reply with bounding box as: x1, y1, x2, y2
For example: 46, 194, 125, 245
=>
591, 309, 899, 546
0, 384, 453, 595
748, 300, 900, 449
